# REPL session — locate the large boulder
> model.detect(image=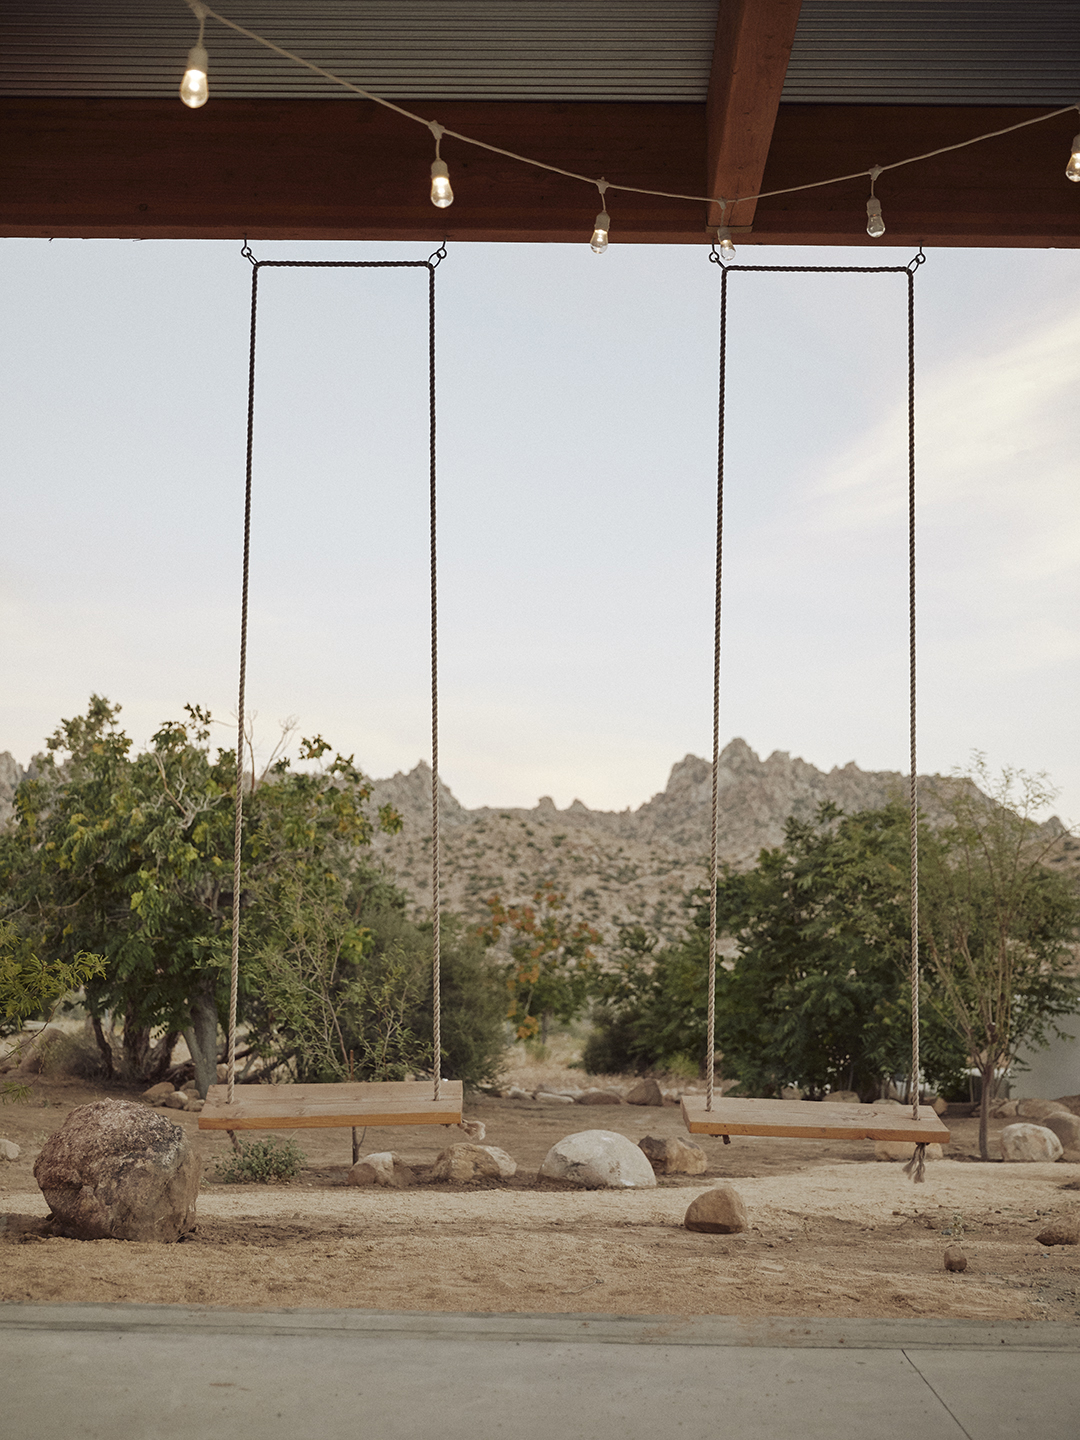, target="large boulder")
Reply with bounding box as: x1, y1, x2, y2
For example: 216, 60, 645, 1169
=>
347, 1152, 415, 1188
1015, 1098, 1071, 1122
684, 1184, 748, 1234
33, 1099, 199, 1241
1000, 1123, 1064, 1163
1038, 1112, 1080, 1157
638, 1135, 708, 1175
1035, 1216, 1080, 1247
431, 1143, 517, 1182
540, 1130, 657, 1189
626, 1078, 664, 1107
